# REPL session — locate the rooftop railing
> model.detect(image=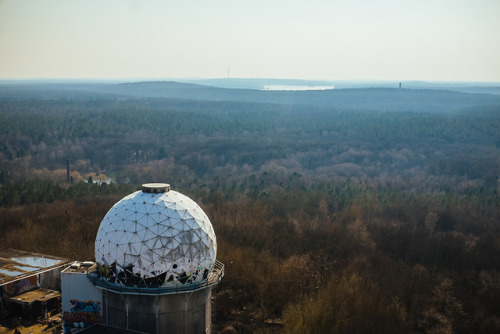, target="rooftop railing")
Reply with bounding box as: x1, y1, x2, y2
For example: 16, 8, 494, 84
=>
88, 260, 224, 296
